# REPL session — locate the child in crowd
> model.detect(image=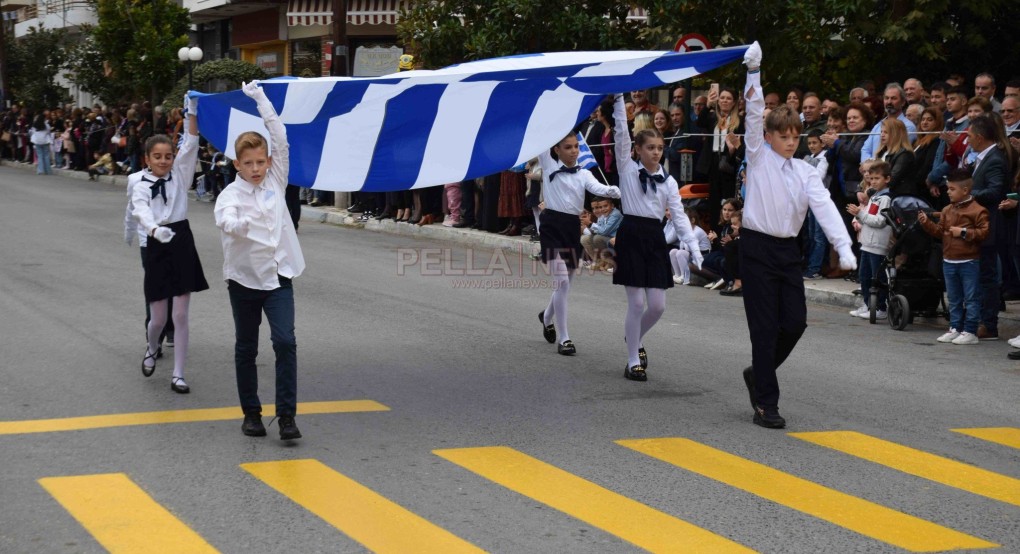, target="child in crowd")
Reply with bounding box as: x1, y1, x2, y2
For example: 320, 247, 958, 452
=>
130, 94, 207, 394
846, 161, 893, 319
802, 128, 830, 279
581, 196, 622, 271
214, 81, 306, 440
738, 43, 855, 429
612, 93, 703, 381
696, 198, 742, 288
917, 169, 989, 345
535, 132, 621, 356
719, 210, 743, 296
87, 151, 115, 180
667, 208, 710, 285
